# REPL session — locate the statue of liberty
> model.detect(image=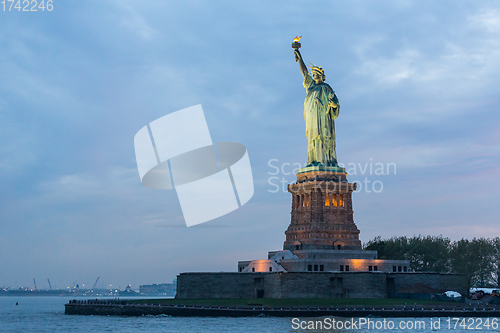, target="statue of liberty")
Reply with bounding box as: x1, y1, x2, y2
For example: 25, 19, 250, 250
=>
294, 48, 340, 167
